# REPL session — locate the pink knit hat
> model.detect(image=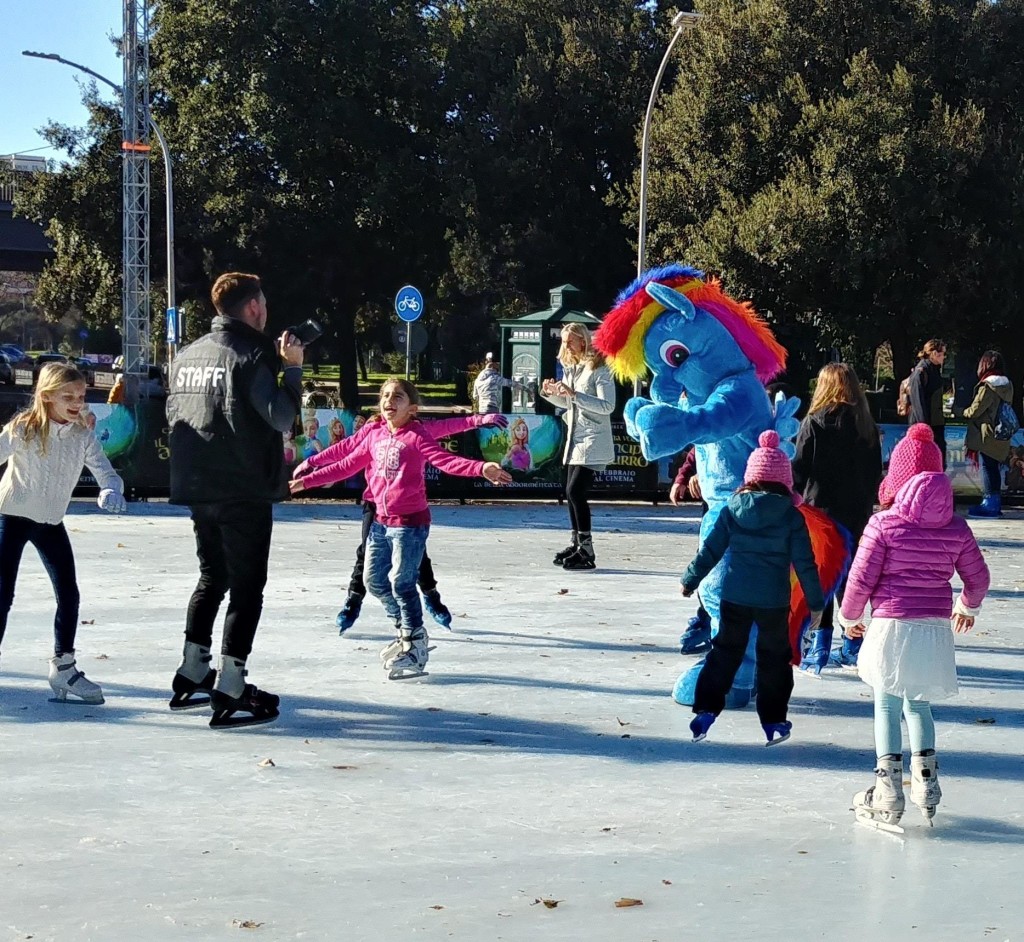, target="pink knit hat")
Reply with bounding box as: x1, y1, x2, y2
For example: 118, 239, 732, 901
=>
744, 430, 793, 492
879, 423, 943, 505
